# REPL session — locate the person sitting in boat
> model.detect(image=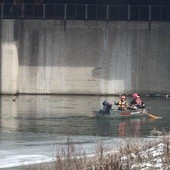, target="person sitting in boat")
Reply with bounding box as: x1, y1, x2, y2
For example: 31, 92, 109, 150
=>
135, 95, 145, 109
129, 93, 138, 107
102, 100, 112, 115
129, 93, 145, 109
117, 95, 128, 110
